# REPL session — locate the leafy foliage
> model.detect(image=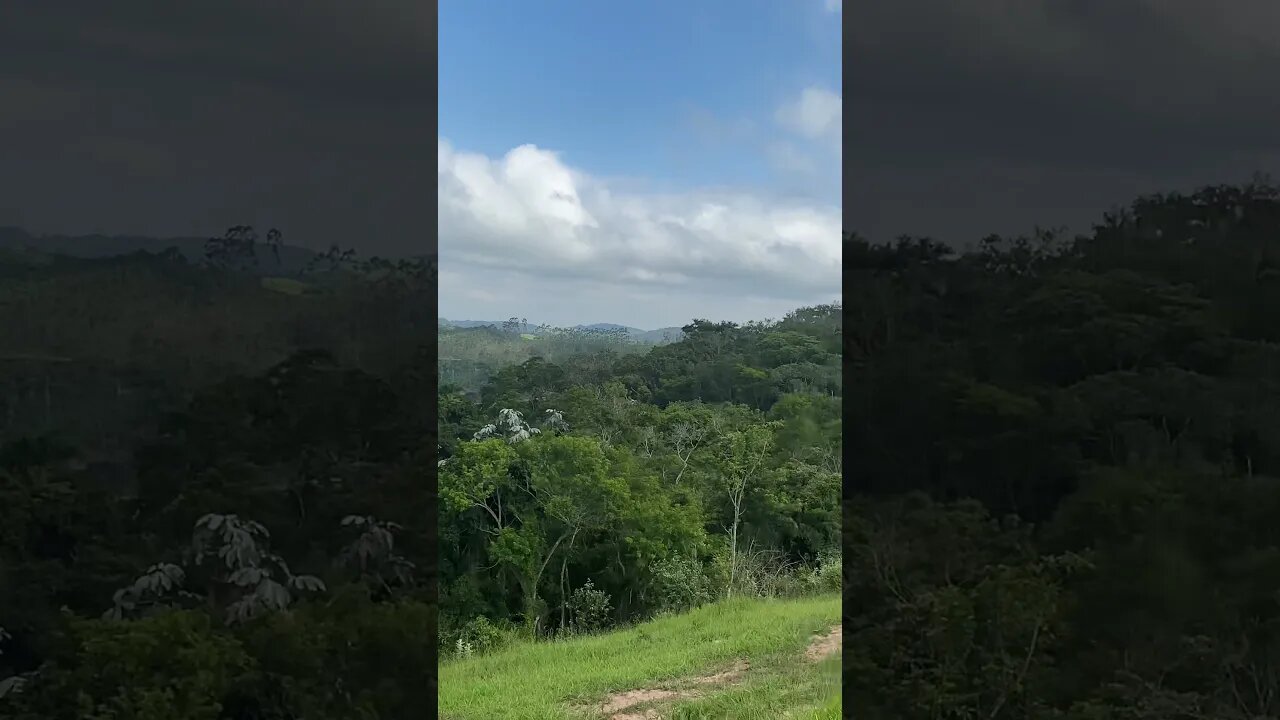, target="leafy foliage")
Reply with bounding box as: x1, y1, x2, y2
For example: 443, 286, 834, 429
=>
849, 178, 1280, 717
0, 239, 437, 717
0, 225, 839, 714
439, 304, 842, 649
565, 580, 612, 633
